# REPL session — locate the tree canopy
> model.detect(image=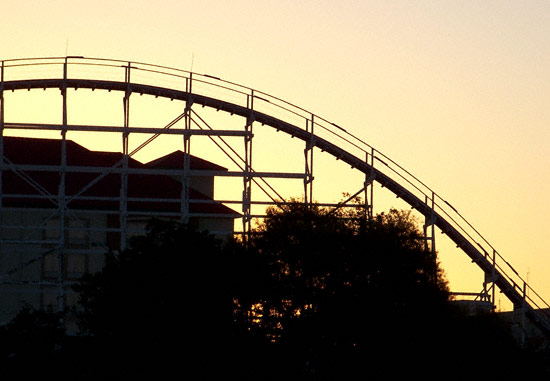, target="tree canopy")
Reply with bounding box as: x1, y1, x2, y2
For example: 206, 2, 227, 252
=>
1, 203, 548, 379
232, 202, 453, 377
73, 220, 235, 379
